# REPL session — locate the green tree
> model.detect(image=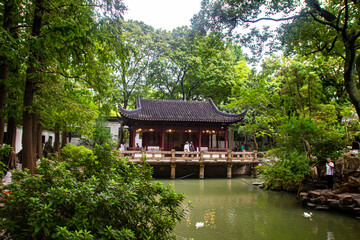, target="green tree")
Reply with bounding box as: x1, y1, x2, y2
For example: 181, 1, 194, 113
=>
227, 56, 346, 157
0, 0, 127, 173
193, 0, 360, 119
148, 27, 238, 104
111, 20, 156, 110
80, 117, 113, 147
